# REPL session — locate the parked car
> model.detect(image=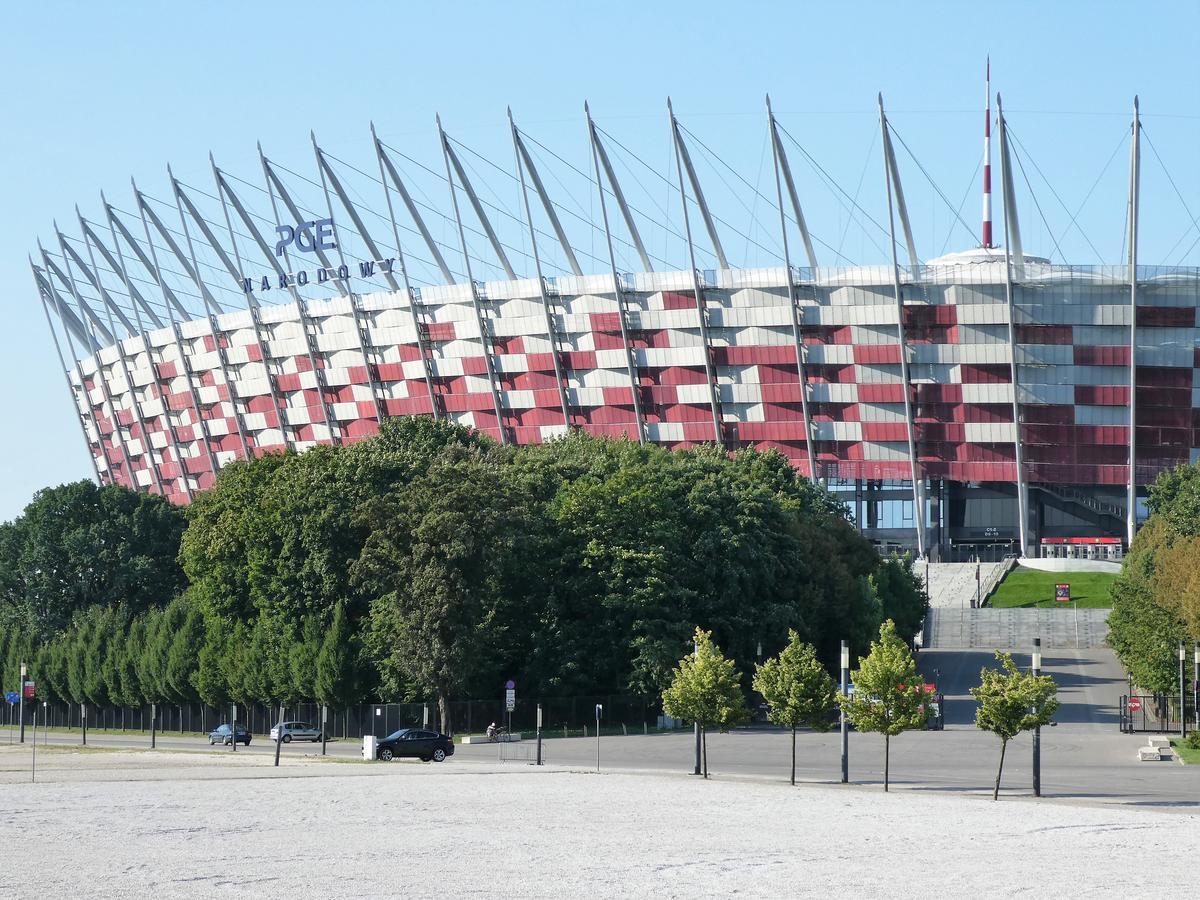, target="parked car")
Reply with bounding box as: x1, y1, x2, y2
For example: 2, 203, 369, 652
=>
209, 724, 251, 746
269, 721, 324, 743
375, 728, 454, 763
